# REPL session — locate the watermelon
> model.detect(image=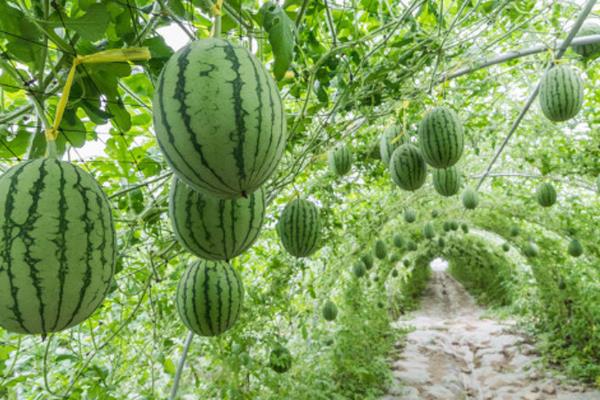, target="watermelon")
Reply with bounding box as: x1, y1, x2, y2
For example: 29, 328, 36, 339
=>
423, 222, 435, 239
322, 300, 338, 321
270, 345, 292, 373
502, 243, 510, 252
328, 144, 353, 176
373, 275, 380, 282
353, 262, 366, 278
389, 144, 427, 191
393, 234, 404, 248
462, 187, 479, 210
438, 237, 445, 248
406, 241, 417, 251
391, 269, 399, 278
431, 209, 439, 218
443, 221, 452, 232
377, 302, 384, 309
432, 166, 460, 196
402, 259, 410, 267
450, 221, 459, 231
176, 259, 243, 336
461, 223, 469, 233
510, 226, 520, 237
362, 253, 374, 270
153, 38, 287, 199
536, 182, 557, 207
572, 23, 600, 58
568, 239, 583, 257
169, 178, 265, 261
380, 125, 408, 165
539, 65, 583, 122
523, 242, 539, 258
418, 107, 464, 168
390, 253, 400, 263
404, 208, 417, 223
0, 159, 116, 335
277, 199, 321, 257
375, 240, 387, 259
